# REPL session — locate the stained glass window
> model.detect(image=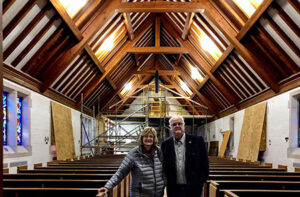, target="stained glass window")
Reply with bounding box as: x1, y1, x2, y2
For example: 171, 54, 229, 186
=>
17, 97, 22, 145
3, 93, 7, 145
